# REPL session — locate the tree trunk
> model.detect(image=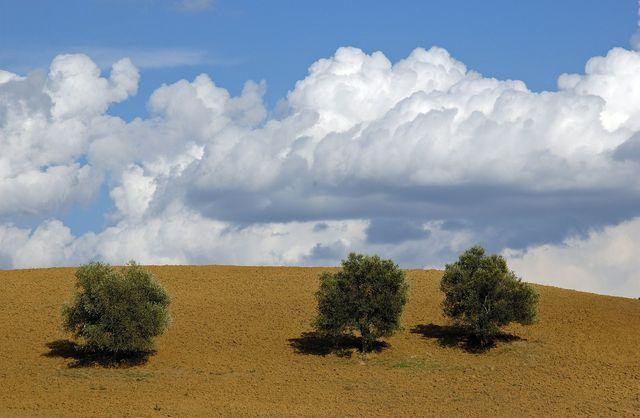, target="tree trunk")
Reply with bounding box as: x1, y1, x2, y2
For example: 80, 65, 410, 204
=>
360, 325, 371, 352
